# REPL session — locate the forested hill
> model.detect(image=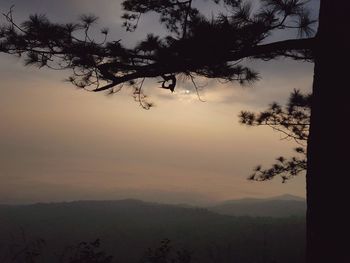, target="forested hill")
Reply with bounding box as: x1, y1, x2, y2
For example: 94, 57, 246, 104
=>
208, 194, 306, 217
0, 199, 305, 263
